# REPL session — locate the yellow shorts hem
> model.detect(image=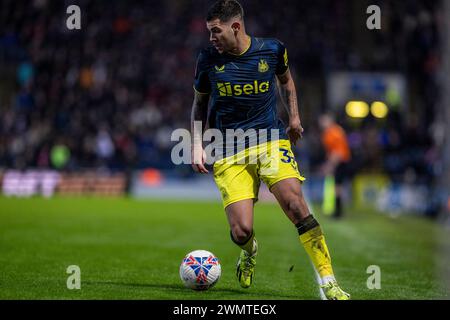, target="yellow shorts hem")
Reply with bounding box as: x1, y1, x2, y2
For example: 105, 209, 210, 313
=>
267, 175, 306, 191
223, 195, 258, 209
